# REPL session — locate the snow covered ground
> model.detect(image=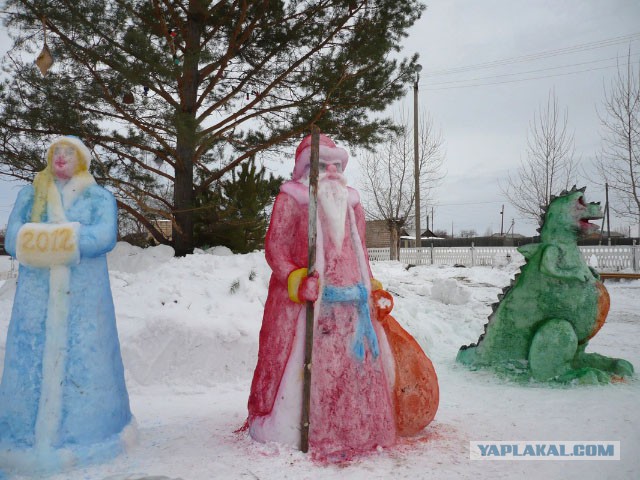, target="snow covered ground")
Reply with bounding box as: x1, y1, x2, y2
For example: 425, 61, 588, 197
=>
0, 243, 638, 480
